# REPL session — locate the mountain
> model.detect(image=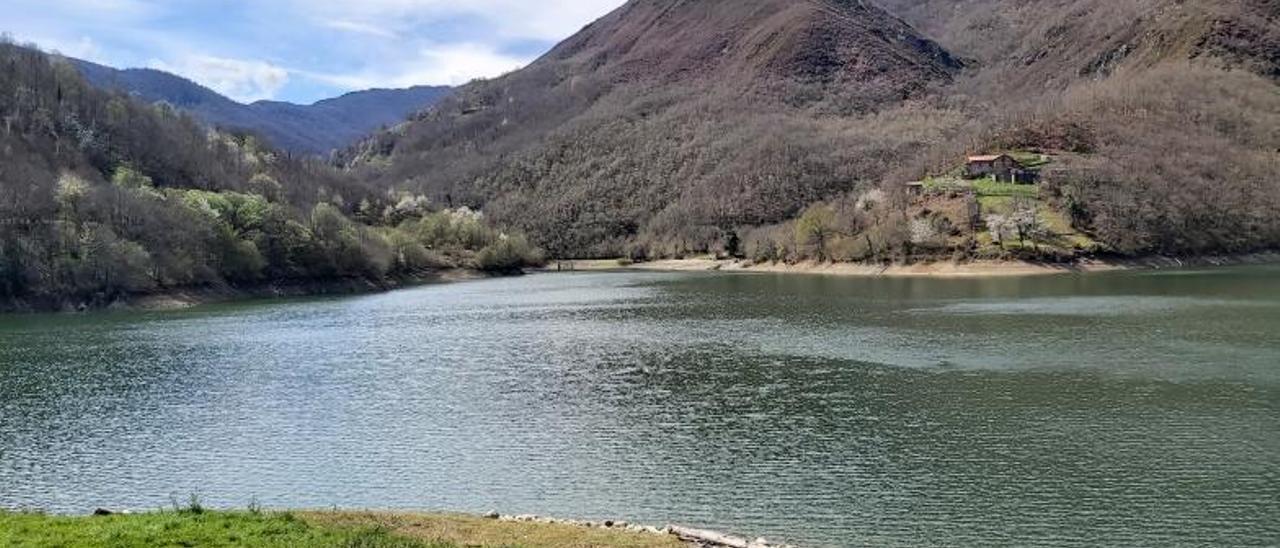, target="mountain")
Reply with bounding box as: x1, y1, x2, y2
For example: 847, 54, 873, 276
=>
71, 58, 451, 154
872, 0, 1279, 88
542, 0, 961, 96
343, 0, 964, 256
346, 0, 1280, 260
